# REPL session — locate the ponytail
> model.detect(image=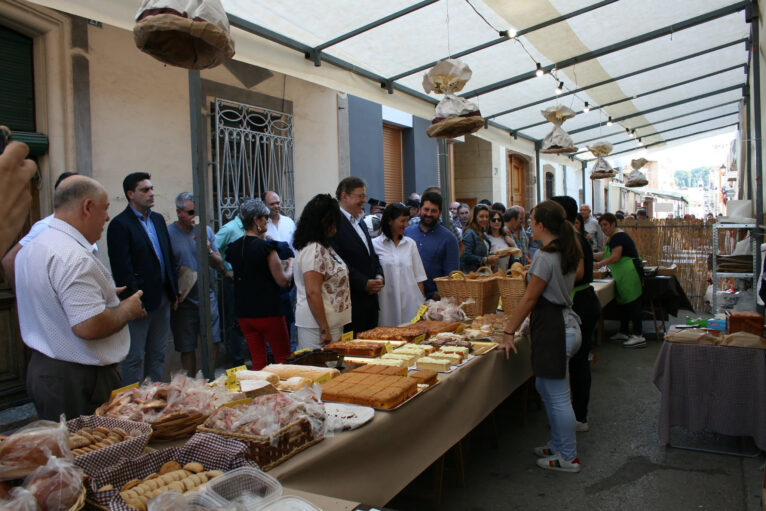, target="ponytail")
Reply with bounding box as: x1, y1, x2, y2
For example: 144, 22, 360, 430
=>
533, 200, 583, 275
